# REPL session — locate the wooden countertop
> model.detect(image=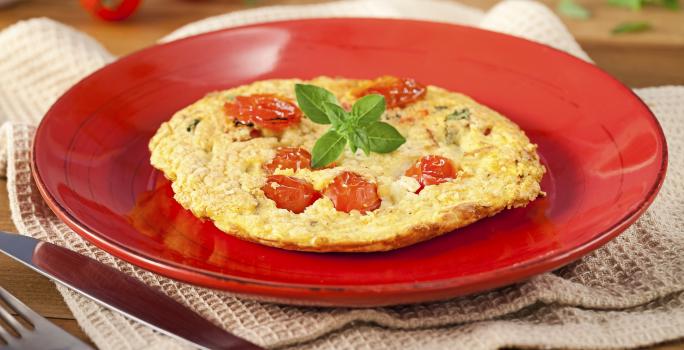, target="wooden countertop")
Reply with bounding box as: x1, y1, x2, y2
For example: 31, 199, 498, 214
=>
1, 0, 683, 86
0, 0, 682, 348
